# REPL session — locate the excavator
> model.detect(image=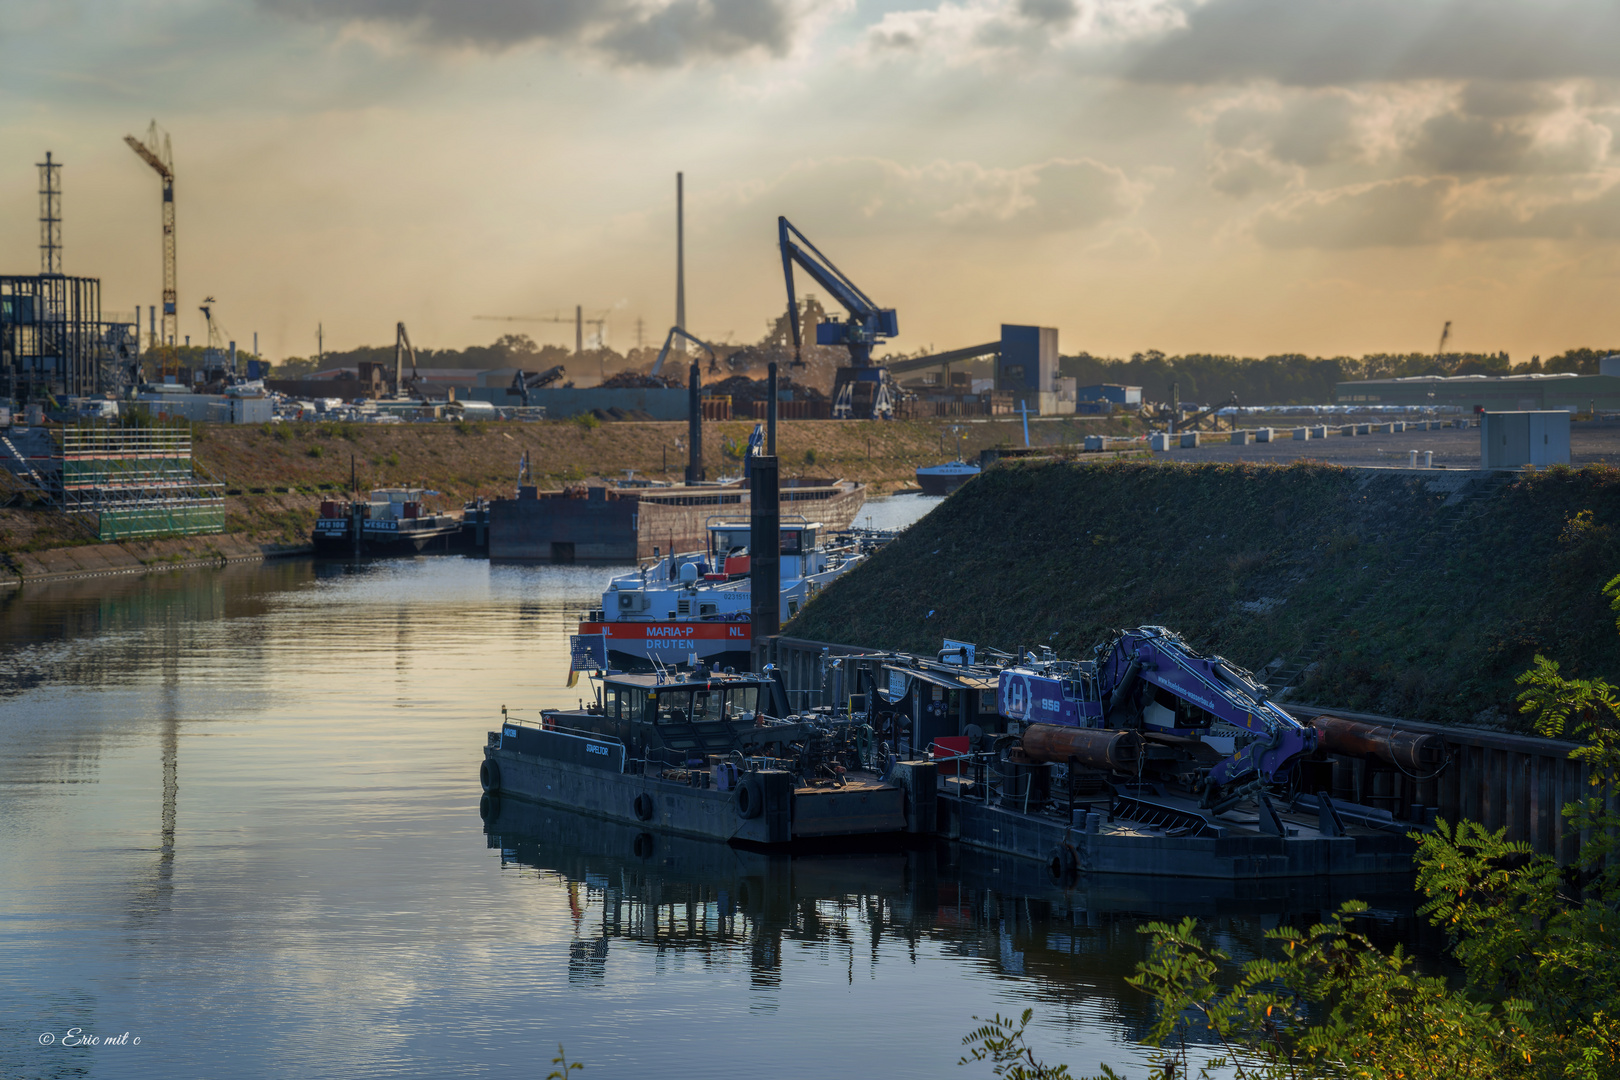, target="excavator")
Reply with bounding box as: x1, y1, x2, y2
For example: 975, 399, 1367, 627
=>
649, 326, 720, 377
997, 626, 1317, 812
778, 216, 897, 419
